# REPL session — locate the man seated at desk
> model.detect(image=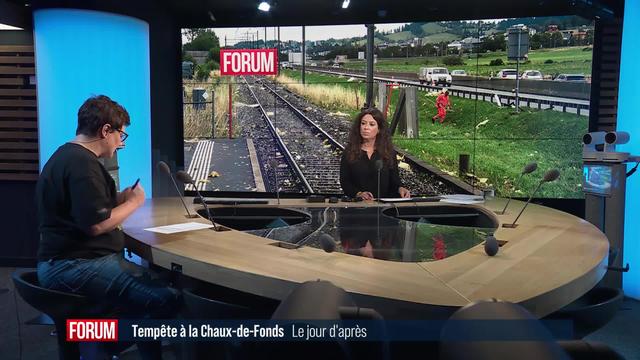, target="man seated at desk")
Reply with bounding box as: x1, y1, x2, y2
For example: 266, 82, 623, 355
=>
36, 95, 180, 359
